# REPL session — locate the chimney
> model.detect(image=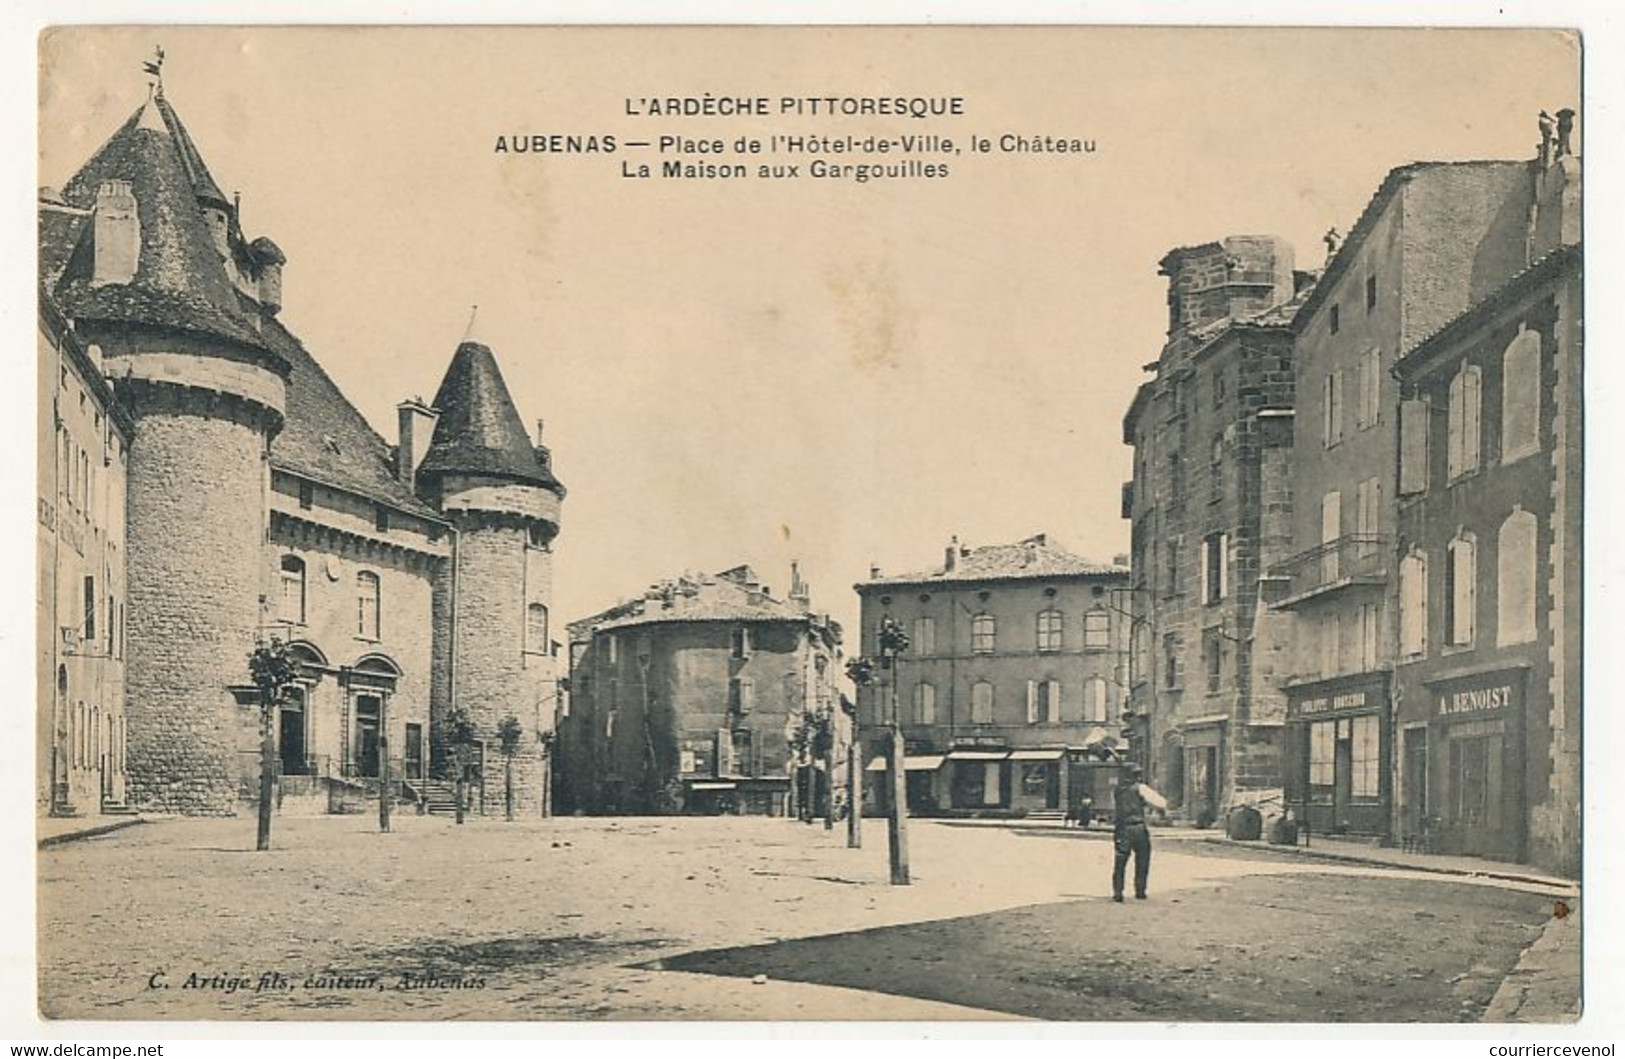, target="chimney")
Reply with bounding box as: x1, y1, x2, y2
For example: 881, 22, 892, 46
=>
945, 535, 959, 572
91, 181, 140, 288
249, 237, 286, 315
396, 399, 440, 484
1112, 553, 1130, 568
789, 561, 810, 605
869, 564, 882, 580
